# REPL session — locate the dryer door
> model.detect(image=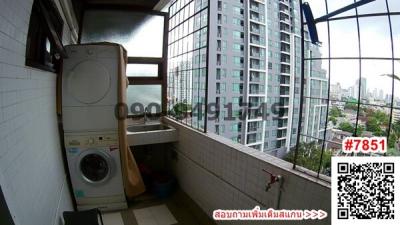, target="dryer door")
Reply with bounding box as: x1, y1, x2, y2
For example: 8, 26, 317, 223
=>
77, 149, 114, 184
67, 60, 111, 104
